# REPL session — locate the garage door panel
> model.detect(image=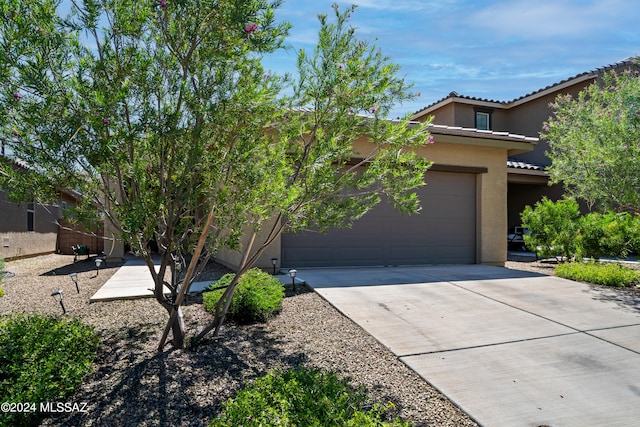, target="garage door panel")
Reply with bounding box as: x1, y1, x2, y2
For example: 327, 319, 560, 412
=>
282, 246, 331, 265
282, 171, 476, 267
339, 247, 384, 263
